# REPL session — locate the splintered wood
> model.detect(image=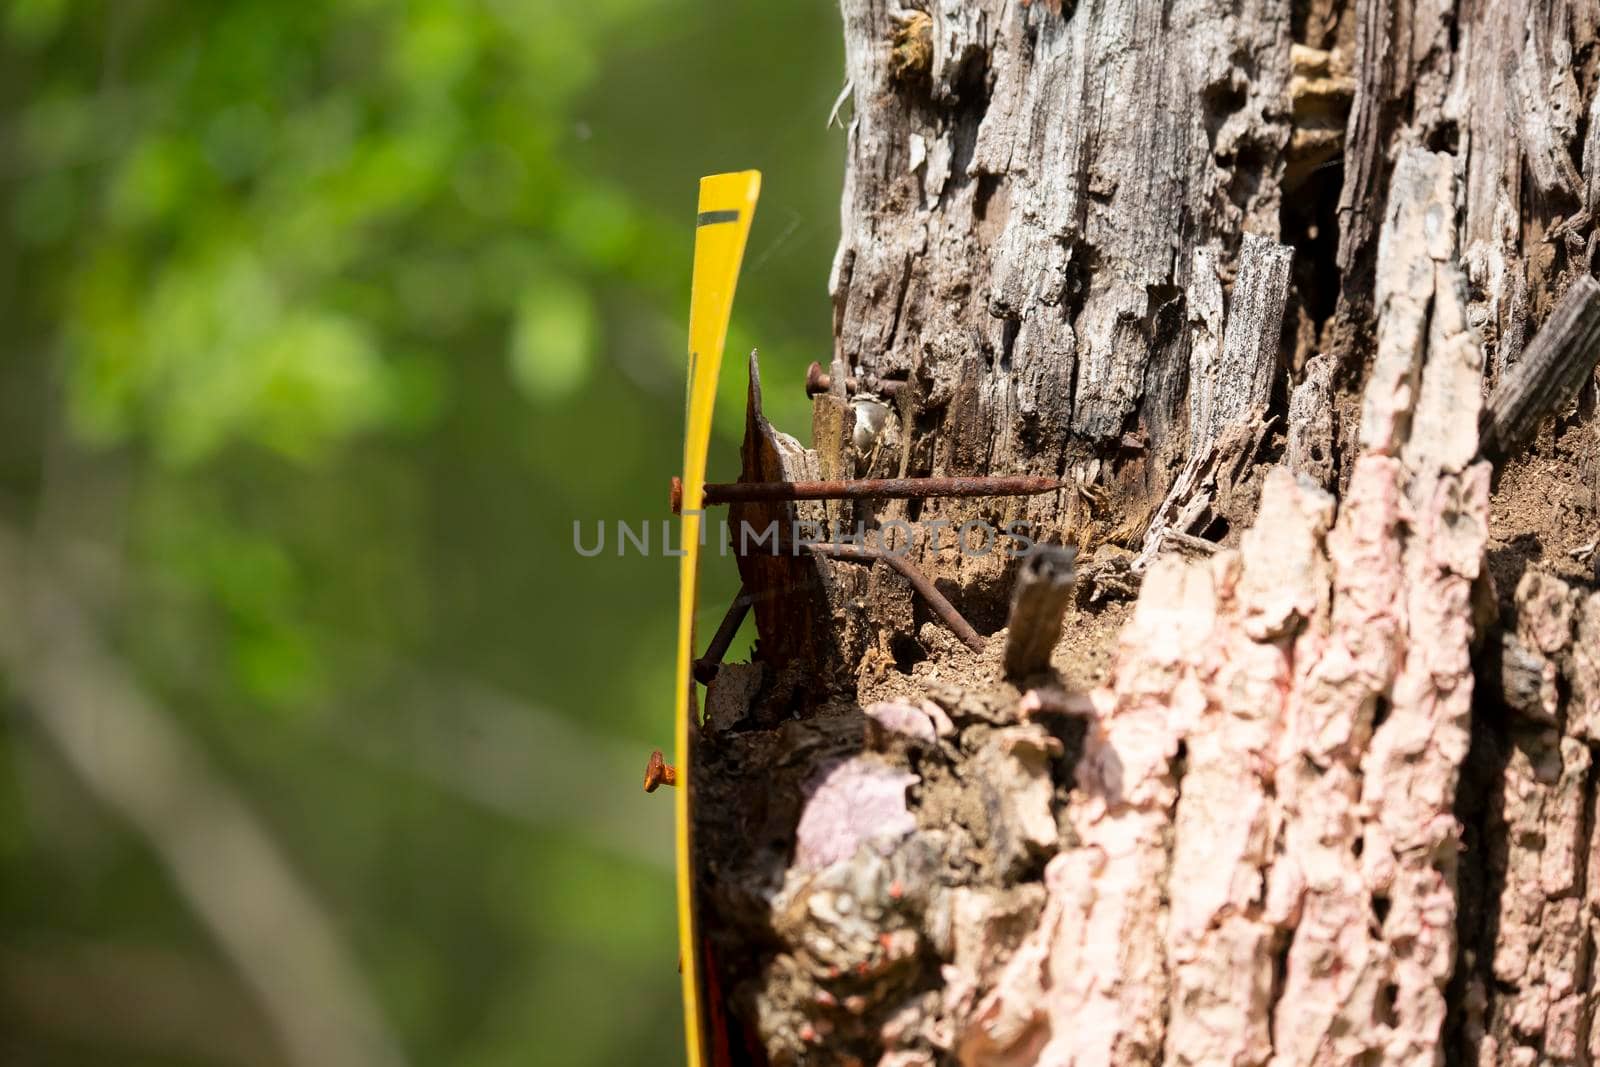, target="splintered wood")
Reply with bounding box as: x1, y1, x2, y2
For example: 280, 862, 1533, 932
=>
1138, 235, 1294, 568
1479, 275, 1600, 465
1003, 547, 1078, 679
719, 0, 1600, 1061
